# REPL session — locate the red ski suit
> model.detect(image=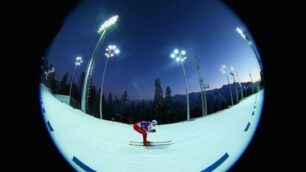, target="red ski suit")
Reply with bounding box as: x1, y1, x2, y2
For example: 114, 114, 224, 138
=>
133, 121, 153, 143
